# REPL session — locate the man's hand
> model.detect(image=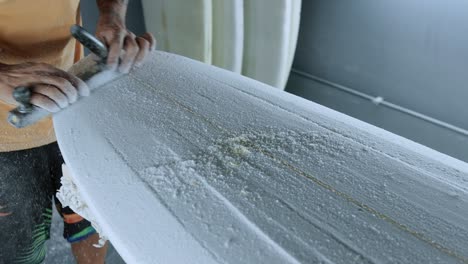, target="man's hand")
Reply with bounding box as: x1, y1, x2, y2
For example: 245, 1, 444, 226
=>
0, 63, 90, 112
96, 0, 156, 73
